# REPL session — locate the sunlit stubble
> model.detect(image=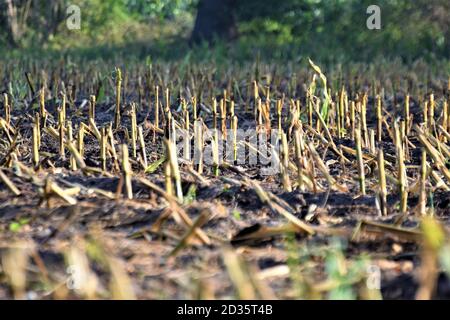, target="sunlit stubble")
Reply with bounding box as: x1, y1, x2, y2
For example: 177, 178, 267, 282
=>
131, 103, 137, 158
232, 115, 238, 162
423, 101, 428, 129
395, 122, 408, 214
59, 110, 65, 159
108, 123, 117, 162
100, 127, 107, 172
220, 99, 227, 139
167, 139, 183, 201
355, 128, 366, 195
376, 95, 382, 142
67, 121, 77, 171
339, 88, 346, 138
39, 88, 47, 119
121, 144, 133, 199
155, 85, 159, 130
361, 95, 369, 147
377, 148, 387, 216
442, 100, 448, 143
61, 92, 66, 124
294, 129, 304, 191
212, 129, 220, 176
89, 95, 96, 123
419, 149, 427, 216
256, 98, 263, 131
165, 88, 170, 113
194, 119, 204, 174
32, 122, 40, 169
114, 68, 122, 129
183, 108, 191, 161
350, 101, 356, 140
192, 96, 197, 121
335, 99, 341, 139
33, 113, 41, 147
212, 97, 217, 131
369, 129, 376, 154
253, 81, 259, 121
404, 94, 410, 135
78, 124, 84, 158
3, 93, 10, 124
428, 94, 435, 134
276, 100, 282, 133
280, 132, 292, 192
138, 126, 147, 169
